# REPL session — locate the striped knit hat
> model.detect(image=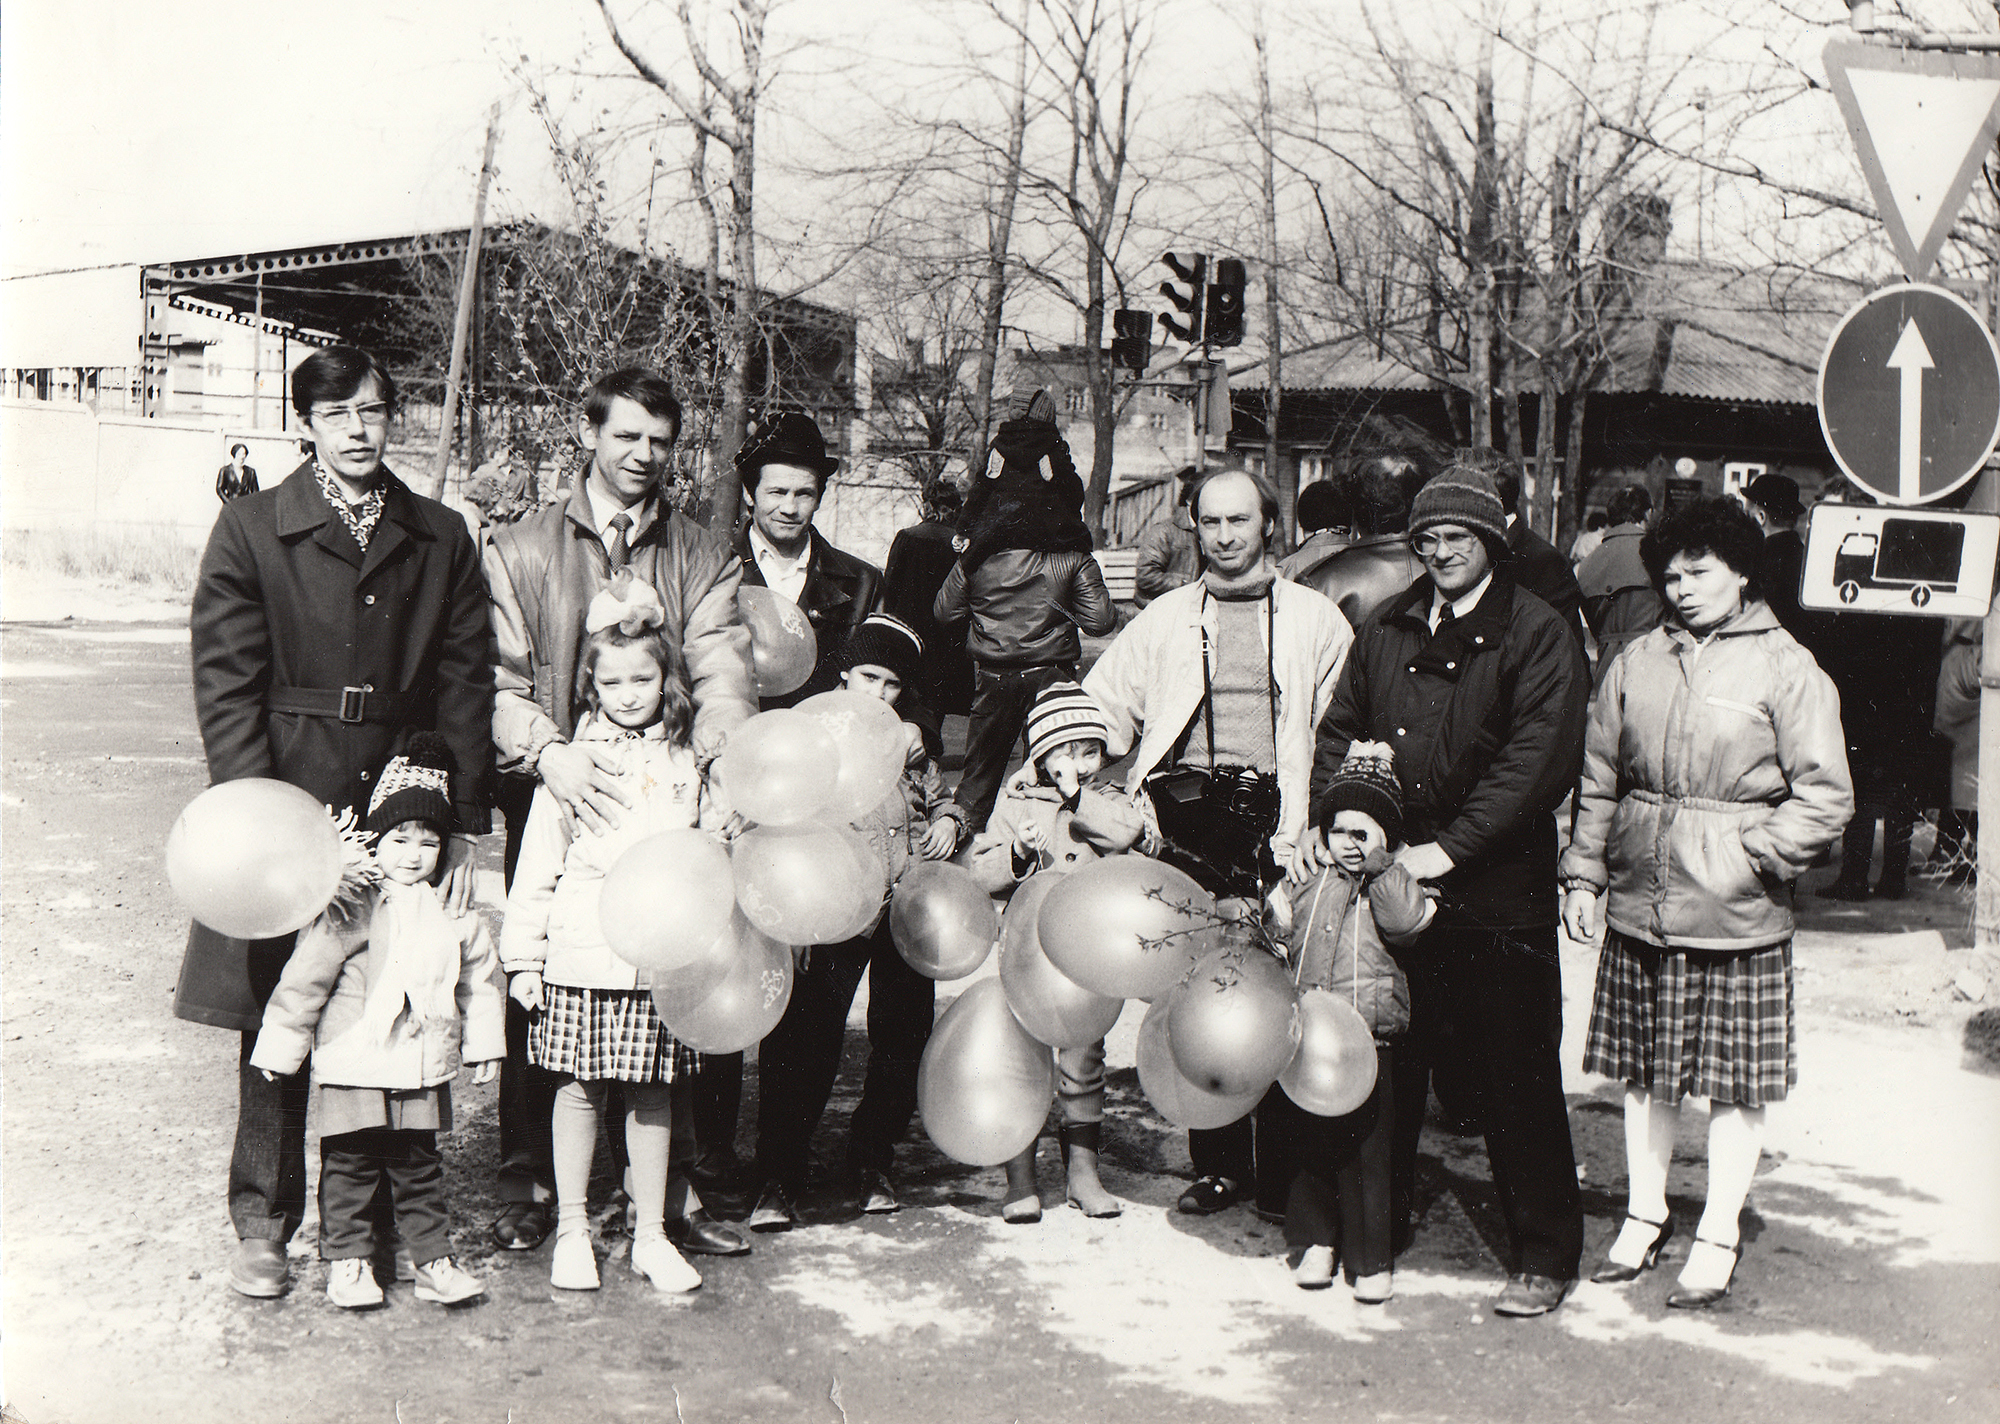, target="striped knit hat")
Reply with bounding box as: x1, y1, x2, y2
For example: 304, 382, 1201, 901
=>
836, 613, 923, 689
1317, 740, 1403, 845
1025, 682, 1111, 767
1409, 466, 1510, 563
367, 731, 455, 837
